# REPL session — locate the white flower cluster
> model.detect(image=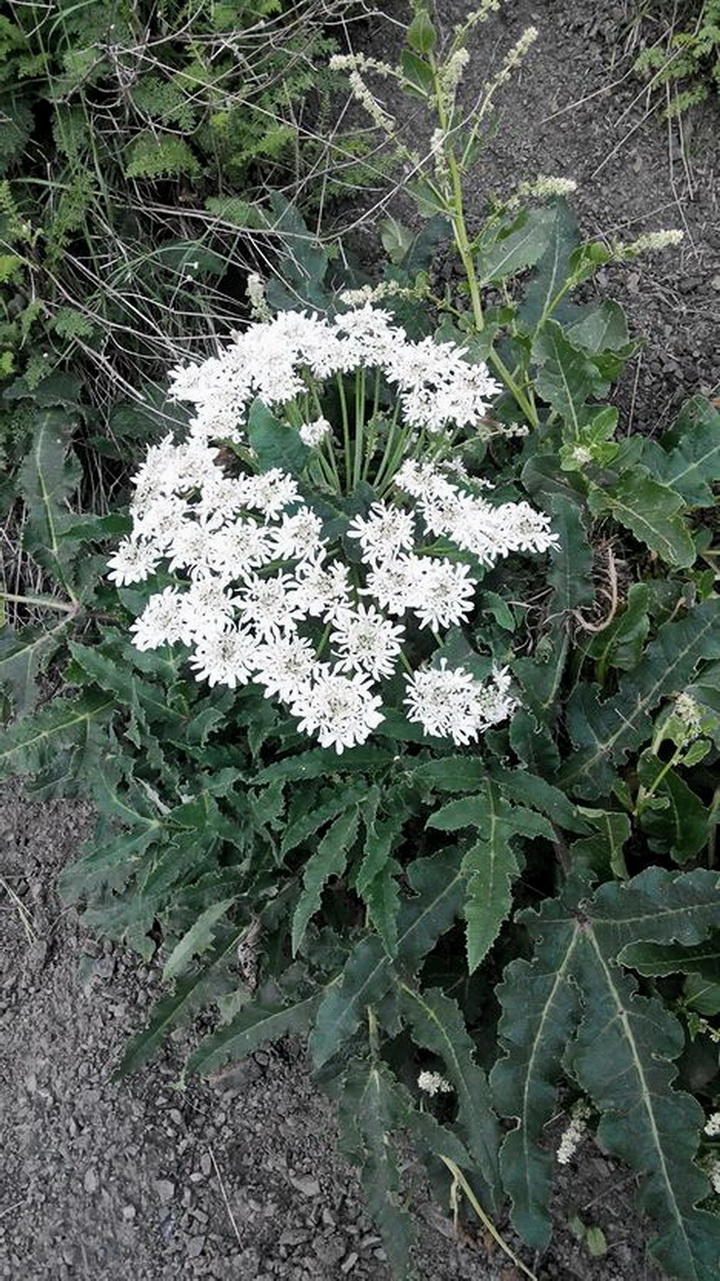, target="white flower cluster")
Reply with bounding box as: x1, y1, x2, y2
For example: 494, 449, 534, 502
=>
108, 439, 555, 752
556, 1101, 592, 1166
705, 1112, 720, 1137
167, 305, 502, 445
417, 1070, 453, 1097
